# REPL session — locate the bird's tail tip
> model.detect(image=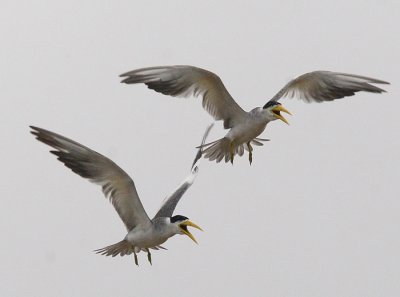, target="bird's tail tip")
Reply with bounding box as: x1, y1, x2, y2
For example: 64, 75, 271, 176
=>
202, 137, 268, 163
94, 240, 134, 257
202, 137, 234, 163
